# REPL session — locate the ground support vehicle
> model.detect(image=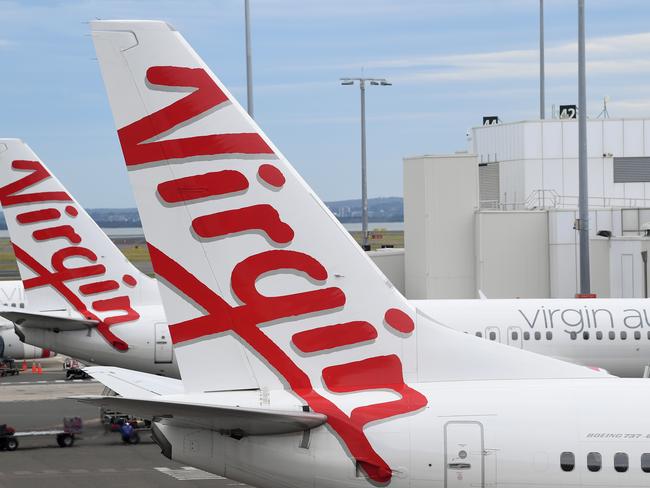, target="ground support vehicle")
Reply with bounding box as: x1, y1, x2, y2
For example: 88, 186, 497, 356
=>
0, 417, 82, 451
0, 359, 18, 377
